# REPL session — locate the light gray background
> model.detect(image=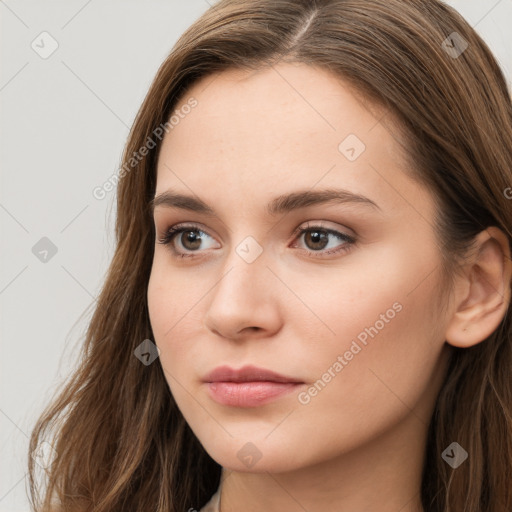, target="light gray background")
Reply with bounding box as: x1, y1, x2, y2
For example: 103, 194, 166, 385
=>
1, 1, 511, 511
